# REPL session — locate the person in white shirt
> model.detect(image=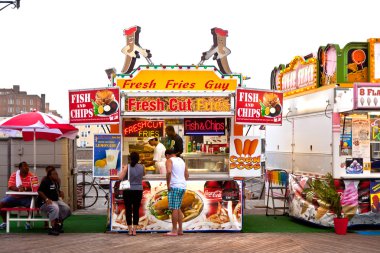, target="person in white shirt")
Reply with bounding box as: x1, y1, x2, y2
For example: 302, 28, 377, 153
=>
148, 137, 167, 174
165, 149, 189, 236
